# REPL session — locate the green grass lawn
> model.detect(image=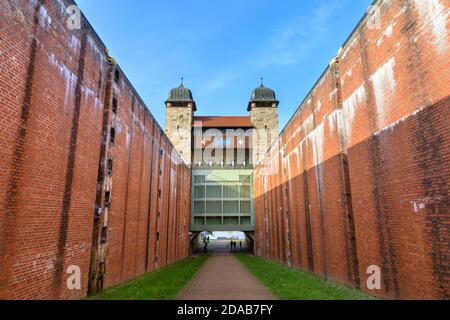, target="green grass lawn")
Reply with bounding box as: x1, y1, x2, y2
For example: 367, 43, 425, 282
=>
236, 255, 376, 300
87, 256, 208, 300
